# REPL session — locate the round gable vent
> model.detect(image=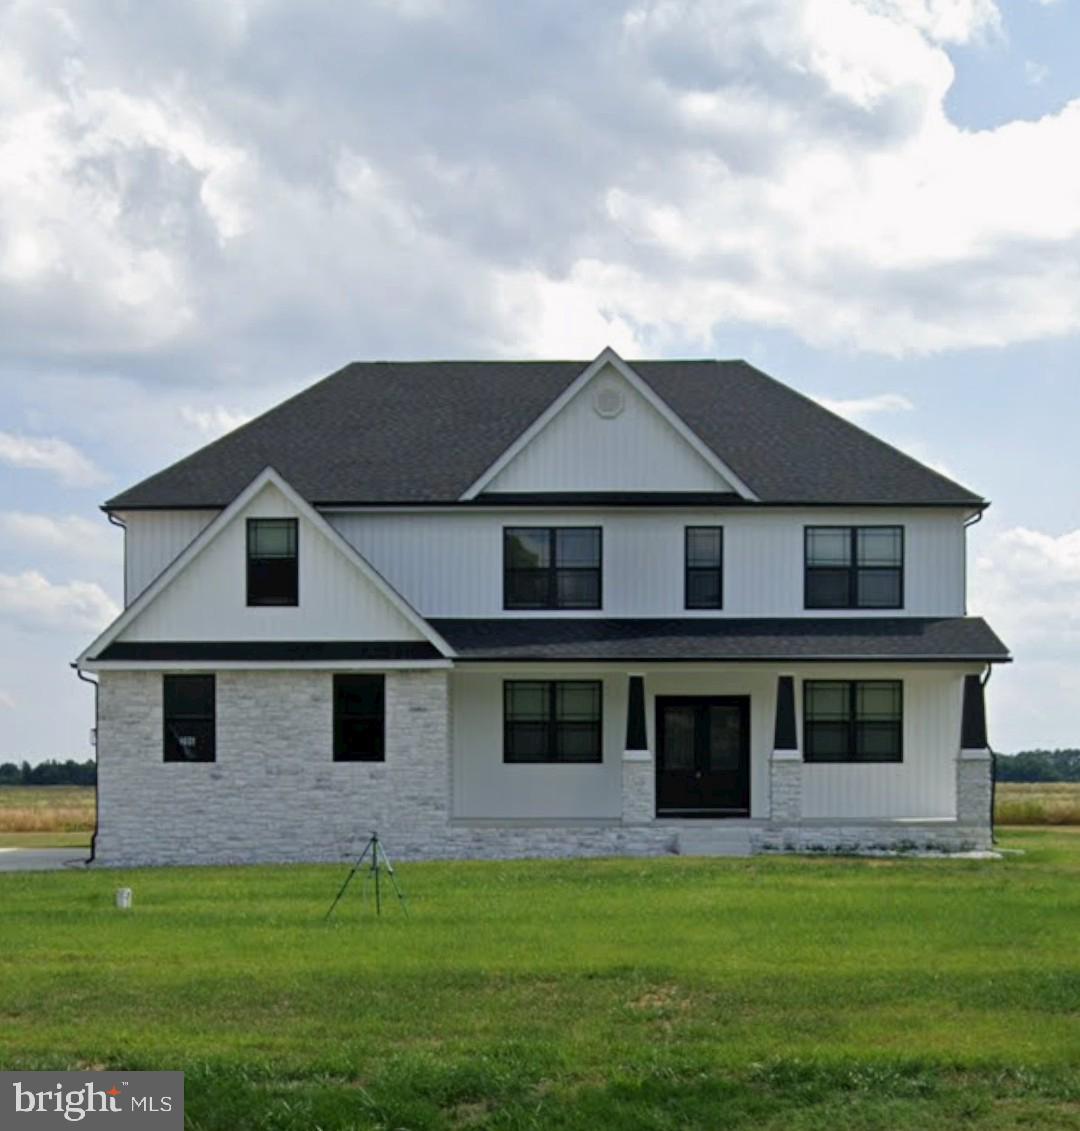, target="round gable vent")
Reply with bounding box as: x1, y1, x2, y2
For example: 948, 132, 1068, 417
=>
593, 384, 625, 419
